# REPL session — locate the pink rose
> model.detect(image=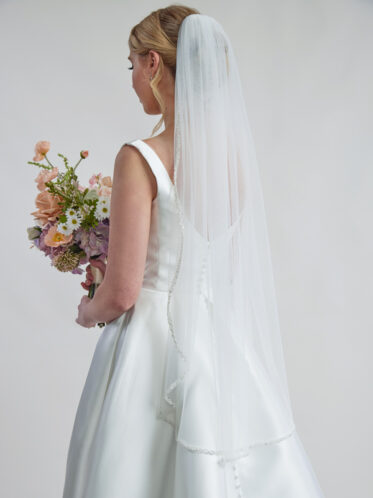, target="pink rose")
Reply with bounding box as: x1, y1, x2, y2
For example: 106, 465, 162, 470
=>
80, 150, 89, 159
33, 140, 50, 162
89, 173, 102, 187
35, 166, 59, 191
